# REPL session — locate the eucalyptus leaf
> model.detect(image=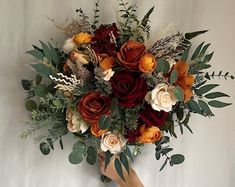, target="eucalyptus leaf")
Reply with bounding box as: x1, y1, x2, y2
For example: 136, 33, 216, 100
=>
86, 146, 97, 165
159, 158, 168, 171
203, 52, 214, 63
114, 158, 125, 181
187, 100, 202, 114
98, 115, 110, 130
185, 30, 208, 40
205, 92, 229, 99
191, 42, 204, 60
31, 63, 55, 77
120, 153, 130, 174
25, 100, 37, 111
21, 79, 32, 90
34, 84, 47, 97
170, 70, 178, 85
176, 108, 184, 121
208, 100, 232, 108
69, 151, 83, 164
26, 49, 44, 60
181, 45, 191, 61
46, 138, 54, 150
124, 146, 134, 162
36, 75, 42, 85
173, 86, 184, 101
73, 141, 86, 155
105, 151, 112, 170
198, 100, 214, 116
196, 84, 219, 95
170, 154, 185, 165
39, 142, 50, 155
156, 59, 170, 74
200, 43, 211, 56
